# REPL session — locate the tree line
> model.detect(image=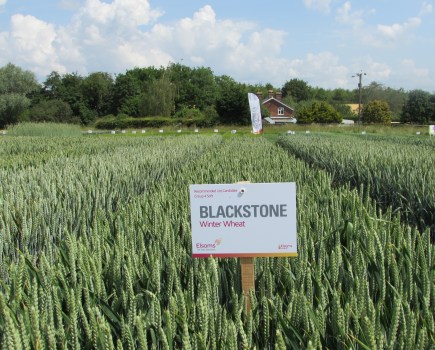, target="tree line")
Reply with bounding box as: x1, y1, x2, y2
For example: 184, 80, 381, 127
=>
0, 62, 434, 129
